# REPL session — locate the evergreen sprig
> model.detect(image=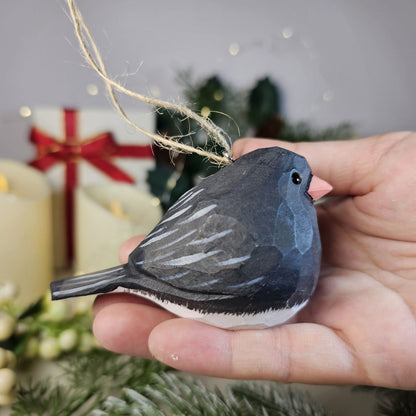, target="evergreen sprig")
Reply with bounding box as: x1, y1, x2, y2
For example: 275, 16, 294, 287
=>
92, 372, 329, 416
376, 389, 416, 416
230, 382, 328, 416
279, 121, 355, 143
11, 378, 93, 416
355, 387, 416, 416
10, 348, 416, 415
11, 348, 329, 416
11, 350, 169, 416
